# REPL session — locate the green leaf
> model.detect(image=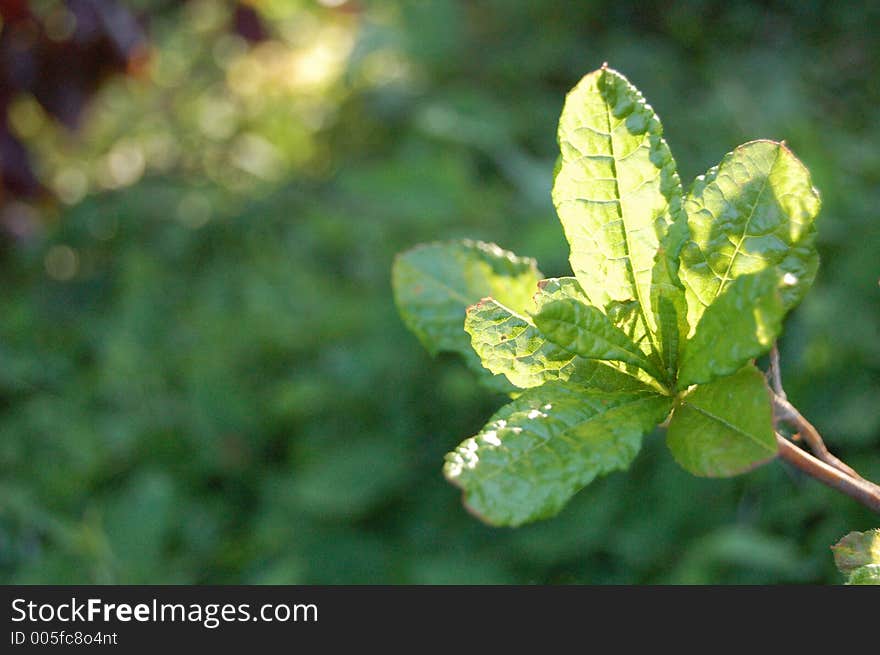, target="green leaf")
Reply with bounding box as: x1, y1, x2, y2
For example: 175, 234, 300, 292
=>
464, 278, 655, 392
679, 140, 821, 328
392, 240, 542, 389
677, 269, 785, 389
666, 365, 777, 477
831, 528, 880, 583
650, 236, 689, 381
465, 298, 567, 389
847, 565, 880, 585
532, 297, 667, 384
552, 66, 684, 351
532, 276, 590, 305
443, 382, 672, 526
832, 529, 880, 574
605, 298, 653, 357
